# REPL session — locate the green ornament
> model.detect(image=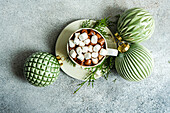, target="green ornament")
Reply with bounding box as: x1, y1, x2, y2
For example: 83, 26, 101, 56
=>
117, 8, 155, 43
115, 44, 154, 81
24, 52, 60, 87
